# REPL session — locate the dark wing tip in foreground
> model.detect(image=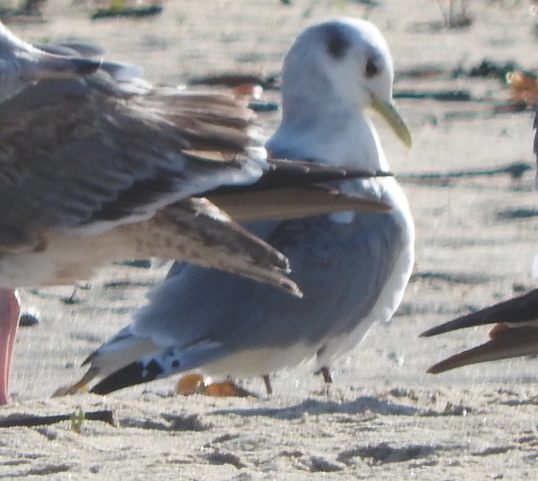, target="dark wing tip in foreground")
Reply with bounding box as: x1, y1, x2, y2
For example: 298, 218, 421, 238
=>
420, 321, 462, 338
421, 288, 538, 338
420, 311, 493, 338
426, 360, 455, 374
426, 325, 538, 374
